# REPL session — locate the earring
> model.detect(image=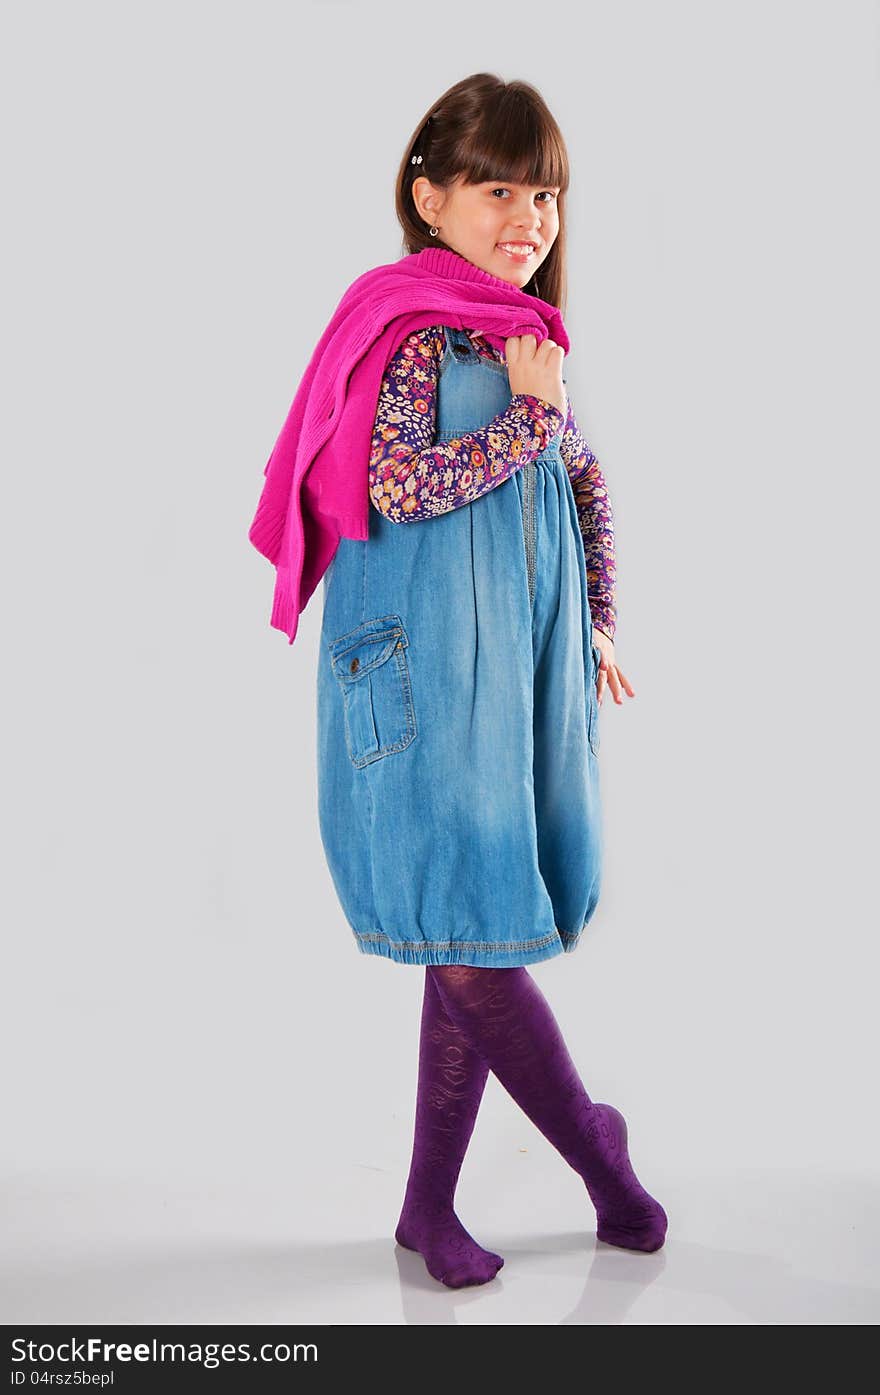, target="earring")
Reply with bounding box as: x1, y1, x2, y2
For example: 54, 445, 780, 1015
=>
429, 225, 439, 237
